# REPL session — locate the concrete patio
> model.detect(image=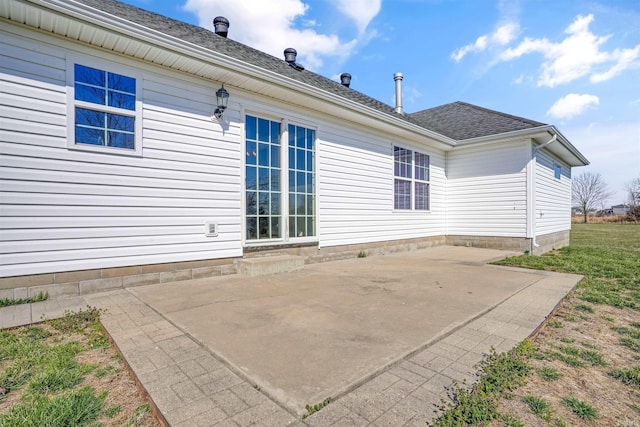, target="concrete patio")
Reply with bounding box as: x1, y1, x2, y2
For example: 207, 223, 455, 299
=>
0, 246, 582, 426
